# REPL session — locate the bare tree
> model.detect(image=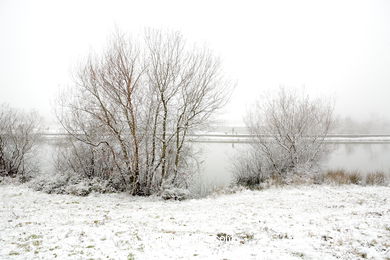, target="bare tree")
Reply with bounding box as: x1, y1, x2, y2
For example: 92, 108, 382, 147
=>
234, 88, 335, 185
0, 104, 41, 181
57, 29, 231, 195
144, 30, 230, 189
